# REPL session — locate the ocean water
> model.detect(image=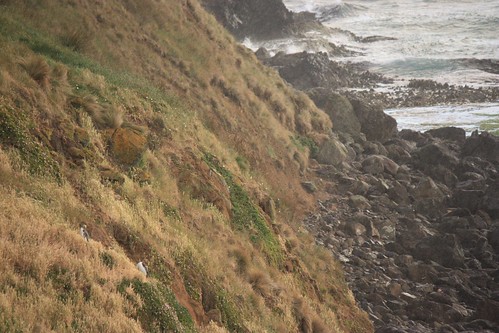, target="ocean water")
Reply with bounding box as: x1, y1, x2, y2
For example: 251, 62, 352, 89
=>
244, 0, 499, 134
